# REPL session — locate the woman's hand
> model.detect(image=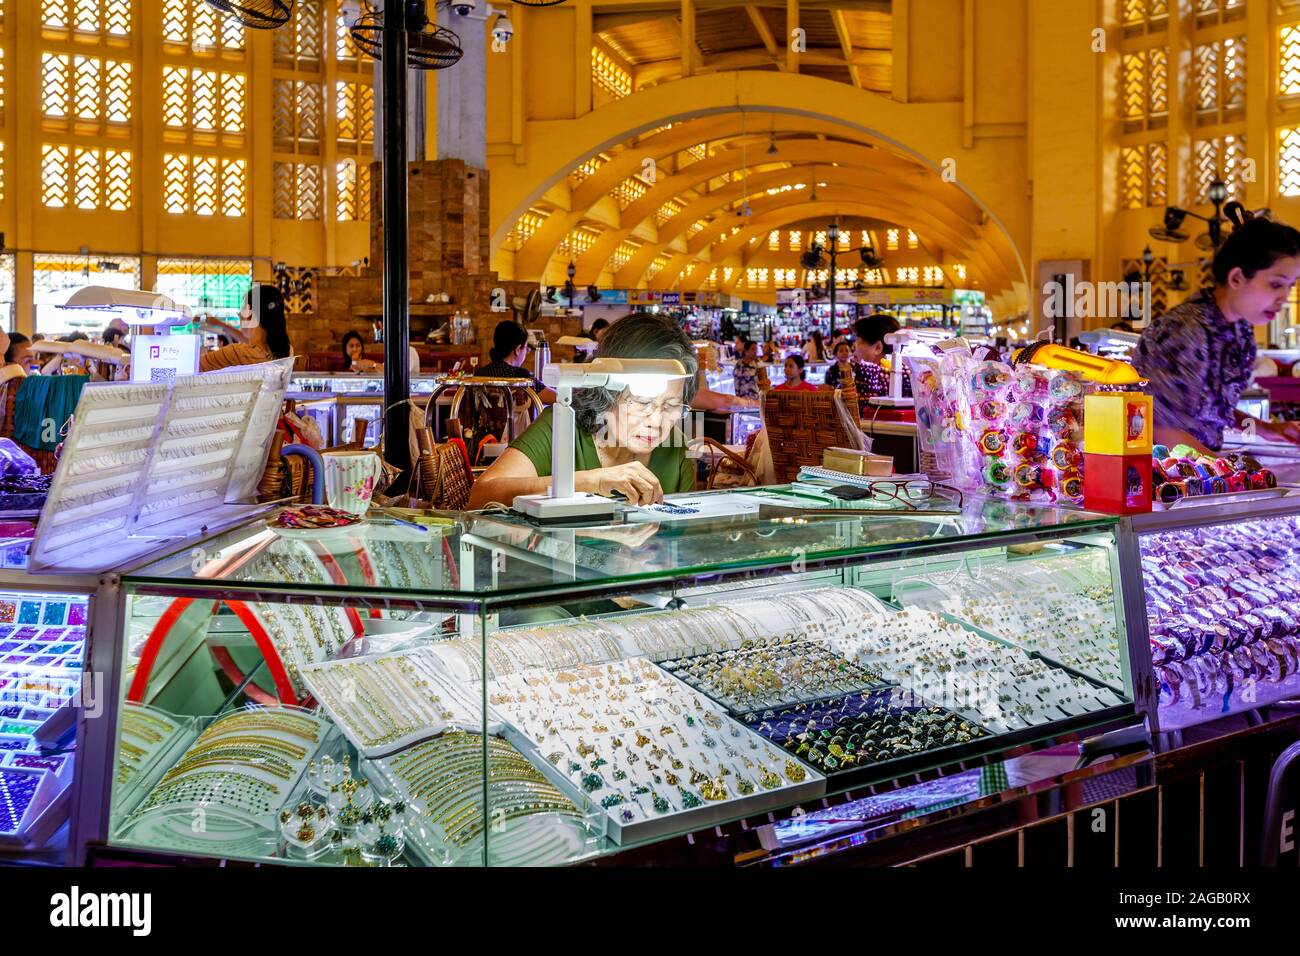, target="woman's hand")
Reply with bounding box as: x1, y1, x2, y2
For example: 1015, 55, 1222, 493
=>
578, 461, 664, 505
